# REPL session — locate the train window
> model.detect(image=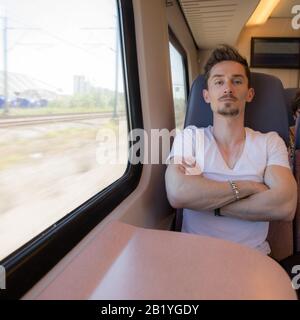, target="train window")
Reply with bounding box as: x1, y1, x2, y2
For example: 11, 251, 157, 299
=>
0, 0, 142, 298
0, 0, 128, 260
168, 29, 189, 129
